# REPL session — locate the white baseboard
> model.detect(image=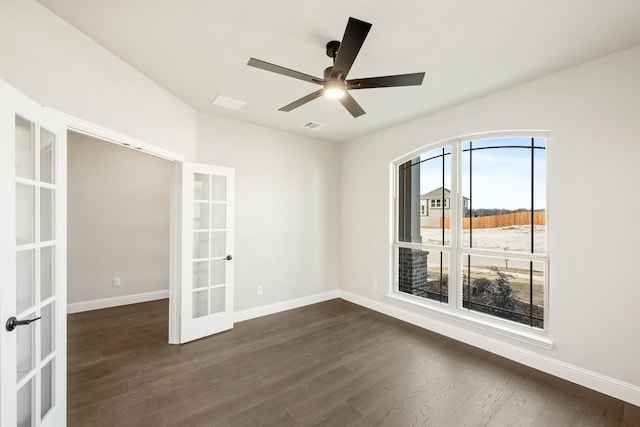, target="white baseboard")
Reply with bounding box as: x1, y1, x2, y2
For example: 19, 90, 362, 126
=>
234, 289, 341, 323
338, 290, 640, 407
67, 290, 169, 314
